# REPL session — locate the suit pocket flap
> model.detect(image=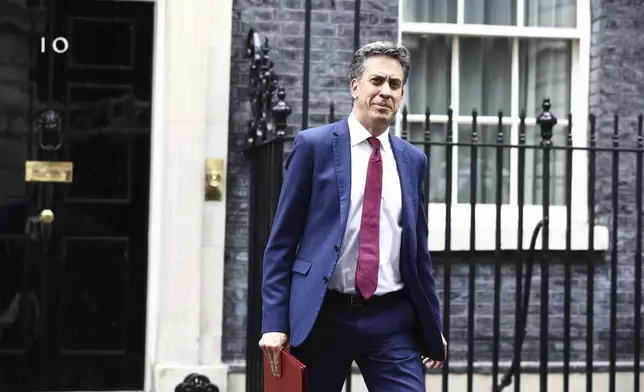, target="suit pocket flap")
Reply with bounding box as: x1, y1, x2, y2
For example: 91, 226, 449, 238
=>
292, 258, 312, 275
